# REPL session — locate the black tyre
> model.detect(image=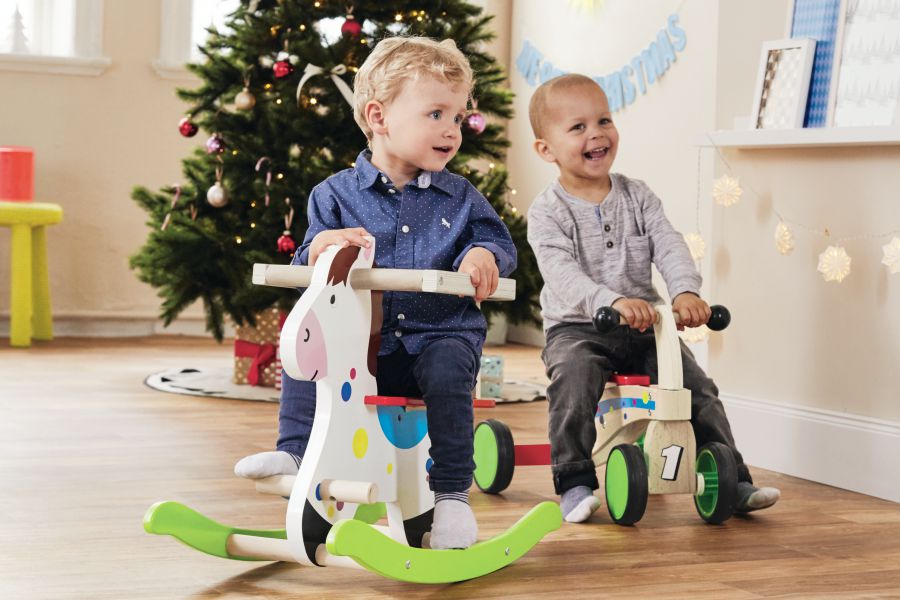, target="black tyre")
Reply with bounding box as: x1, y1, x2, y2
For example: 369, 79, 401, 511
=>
605, 444, 648, 525
694, 442, 738, 524
473, 419, 515, 494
